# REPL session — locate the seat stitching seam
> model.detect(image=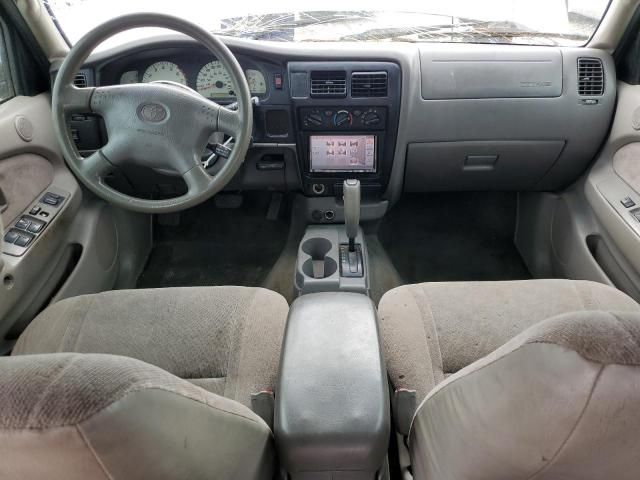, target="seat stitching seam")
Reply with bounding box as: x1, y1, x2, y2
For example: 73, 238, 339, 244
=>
526, 364, 605, 480
416, 284, 444, 382
76, 424, 115, 480
571, 281, 587, 311
25, 354, 80, 428
71, 296, 97, 352
233, 290, 259, 402
57, 301, 81, 352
